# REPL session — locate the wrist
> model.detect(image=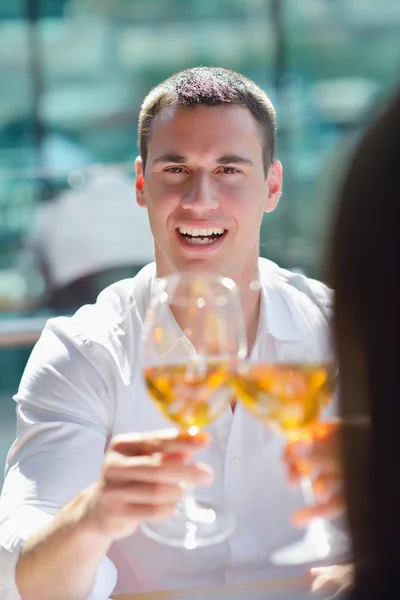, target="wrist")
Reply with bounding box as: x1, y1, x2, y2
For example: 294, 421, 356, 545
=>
72, 484, 115, 549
